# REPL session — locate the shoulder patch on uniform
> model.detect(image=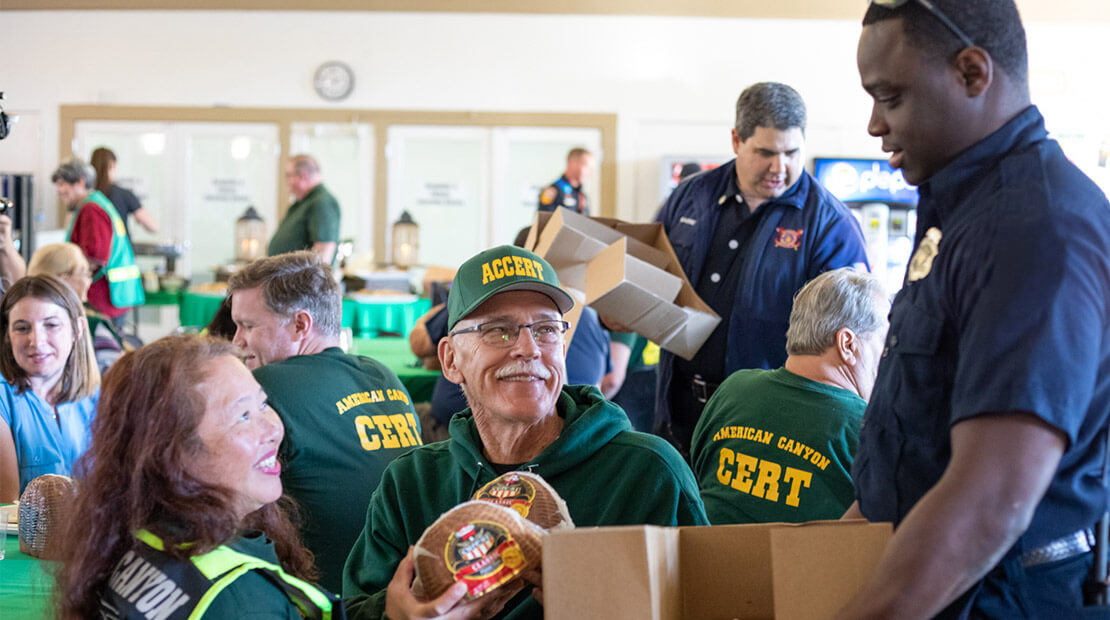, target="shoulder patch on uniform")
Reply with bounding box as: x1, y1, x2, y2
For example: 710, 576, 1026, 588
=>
540, 187, 557, 205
